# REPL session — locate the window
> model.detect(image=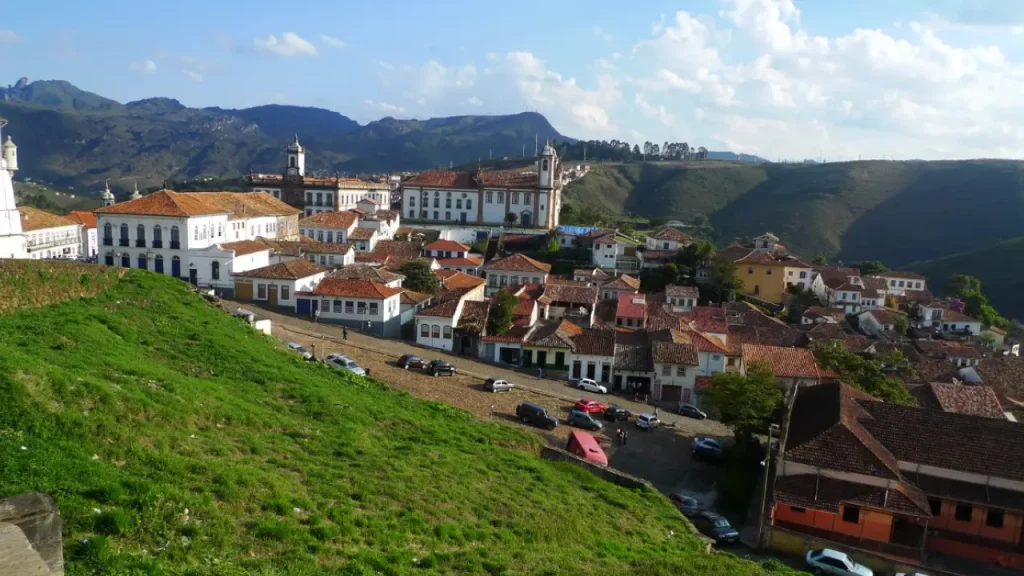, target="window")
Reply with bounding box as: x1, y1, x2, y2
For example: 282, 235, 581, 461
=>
955, 503, 973, 522
840, 292, 847, 301
980, 508, 1006, 528
766, 268, 772, 275
322, 300, 332, 312
676, 366, 686, 376
410, 196, 416, 207
542, 159, 549, 171
799, 271, 807, 278
258, 284, 267, 299
281, 285, 289, 300
433, 197, 439, 208
510, 275, 519, 285
747, 267, 754, 274
842, 505, 860, 524
899, 280, 905, 287
497, 191, 504, 203
137, 255, 147, 270
153, 225, 162, 247
662, 365, 671, 376
105, 254, 114, 265
486, 191, 493, 203
533, 277, 540, 284
120, 223, 129, 246
523, 193, 530, 204
915, 282, 922, 289
466, 199, 472, 210
456, 199, 462, 209
136, 224, 146, 247
357, 302, 367, 315
154, 254, 164, 273
445, 211, 451, 220
443, 326, 452, 339
121, 254, 130, 268
431, 325, 440, 338
445, 198, 452, 209
409, 210, 415, 218
421, 323, 429, 337
327, 231, 334, 243
790, 506, 806, 513
512, 193, 519, 204
433, 211, 439, 220
103, 223, 113, 244
211, 261, 220, 280
369, 303, 379, 315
